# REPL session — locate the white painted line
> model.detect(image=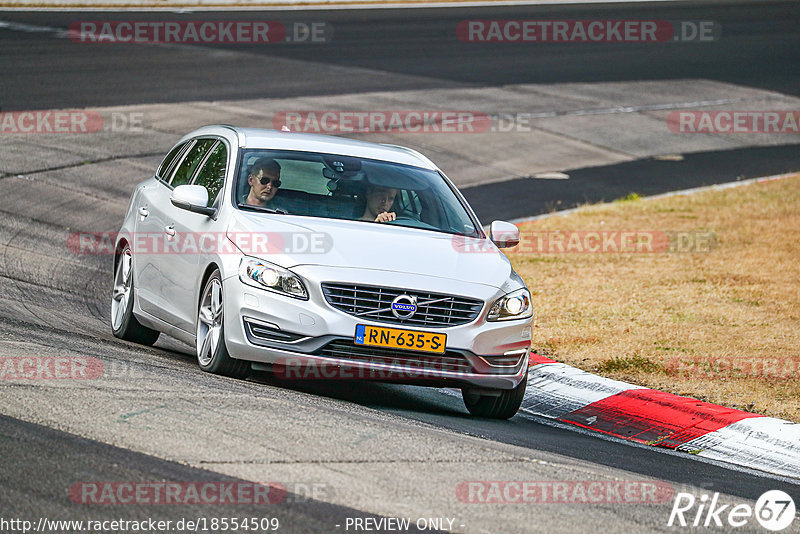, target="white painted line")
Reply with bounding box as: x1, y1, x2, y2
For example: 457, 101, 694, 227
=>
509, 171, 800, 225
531, 171, 570, 180
643, 171, 800, 202
0, 20, 69, 37
509, 98, 744, 120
